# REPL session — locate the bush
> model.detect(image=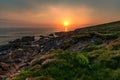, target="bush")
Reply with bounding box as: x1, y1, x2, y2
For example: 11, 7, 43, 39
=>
75, 54, 89, 66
